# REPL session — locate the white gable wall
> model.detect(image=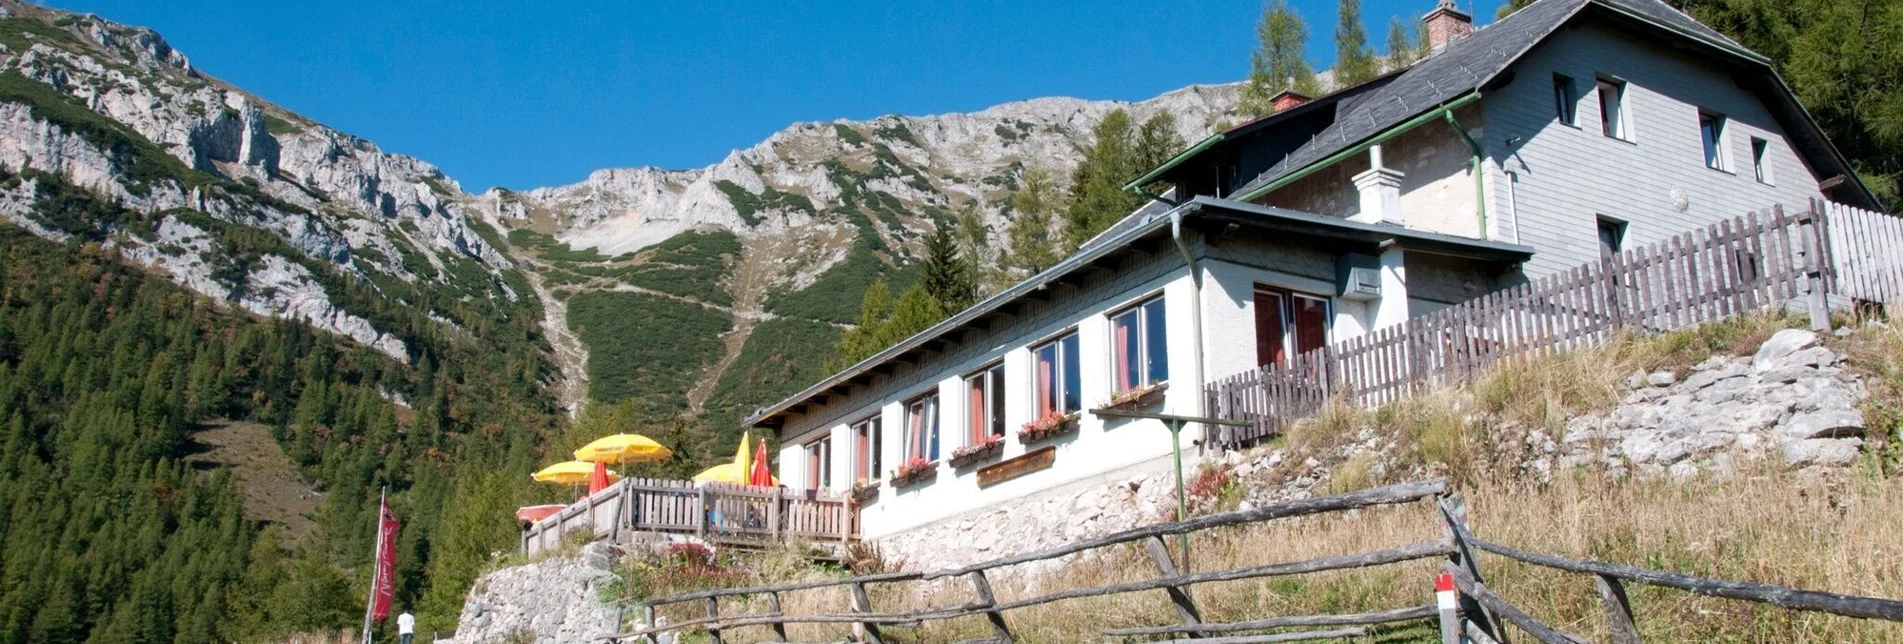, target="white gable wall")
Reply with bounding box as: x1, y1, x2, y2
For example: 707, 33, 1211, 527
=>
1484, 21, 1828, 276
